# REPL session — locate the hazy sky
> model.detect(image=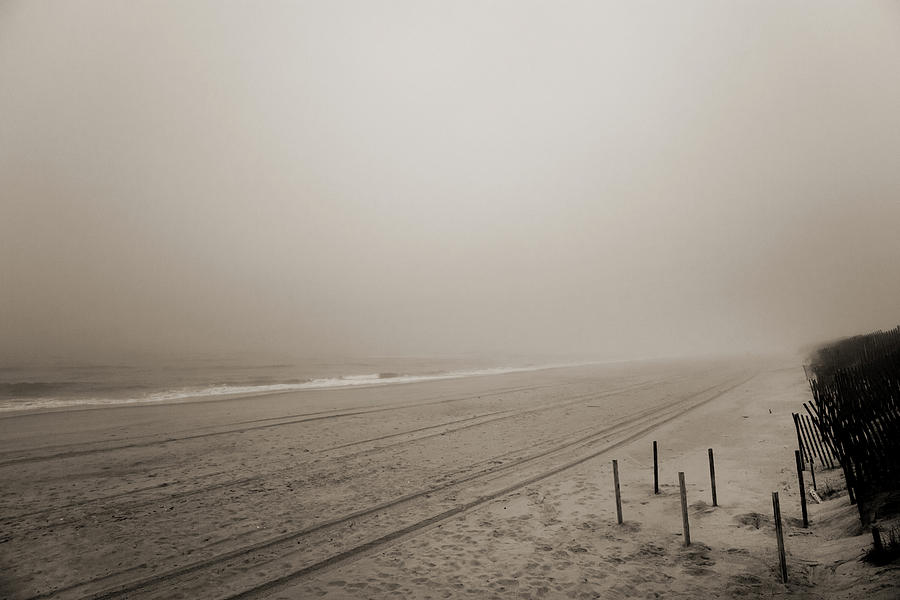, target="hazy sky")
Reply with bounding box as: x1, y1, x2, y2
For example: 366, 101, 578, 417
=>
2, 1, 900, 364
